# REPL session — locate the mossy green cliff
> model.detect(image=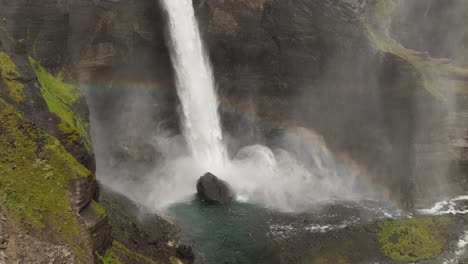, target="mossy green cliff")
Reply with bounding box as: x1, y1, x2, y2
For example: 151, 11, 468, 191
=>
0, 52, 24, 103
0, 98, 92, 262
98, 241, 161, 264
29, 57, 92, 149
